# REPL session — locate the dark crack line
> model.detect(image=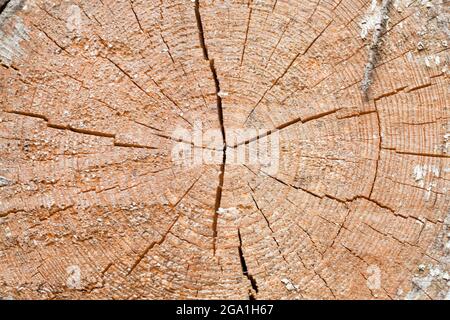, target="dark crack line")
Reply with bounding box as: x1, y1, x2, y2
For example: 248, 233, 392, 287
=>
252, 165, 399, 216
230, 108, 341, 148
238, 229, 259, 300
390, 149, 450, 159
249, 188, 289, 264
103, 56, 192, 127
32, 23, 71, 55
240, 7, 253, 67
369, 102, 382, 198
271, 0, 278, 12
308, 0, 321, 21
126, 176, 201, 276
0, 1, 10, 15
195, 0, 209, 60
244, 20, 333, 124
195, 1, 227, 255
6, 110, 158, 150
129, 0, 145, 34
7, 107, 223, 153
